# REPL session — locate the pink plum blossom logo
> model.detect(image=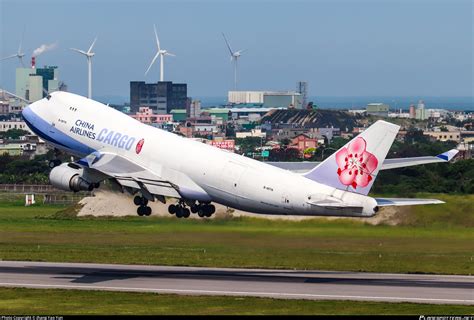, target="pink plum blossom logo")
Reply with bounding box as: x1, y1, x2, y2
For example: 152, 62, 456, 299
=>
335, 137, 378, 189
136, 138, 145, 154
